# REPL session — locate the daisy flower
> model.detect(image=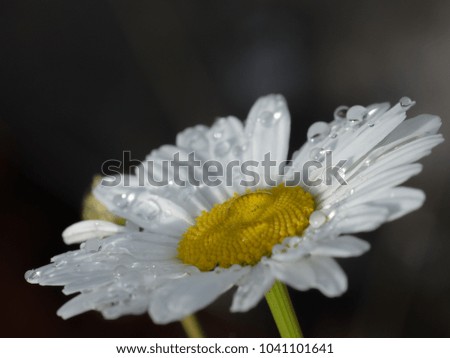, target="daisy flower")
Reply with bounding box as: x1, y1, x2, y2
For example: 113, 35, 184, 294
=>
25, 95, 443, 335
